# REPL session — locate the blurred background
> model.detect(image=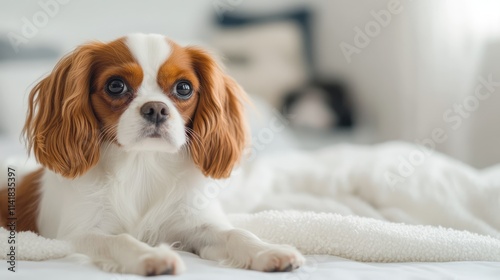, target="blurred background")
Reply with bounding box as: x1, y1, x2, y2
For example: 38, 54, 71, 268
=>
1, 0, 500, 169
